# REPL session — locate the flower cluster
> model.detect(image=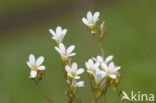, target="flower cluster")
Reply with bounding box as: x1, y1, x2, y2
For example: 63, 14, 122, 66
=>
82, 11, 122, 101
86, 55, 121, 85
50, 25, 85, 101
26, 11, 123, 103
